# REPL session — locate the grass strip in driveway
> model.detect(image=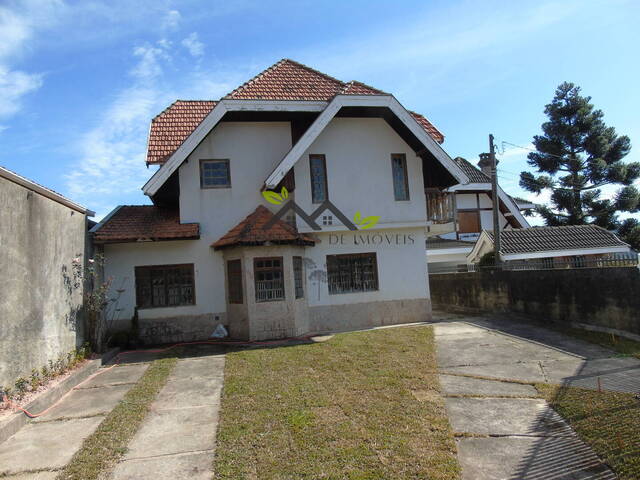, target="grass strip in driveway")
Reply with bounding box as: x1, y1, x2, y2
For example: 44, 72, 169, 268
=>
214, 326, 460, 480
56, 357, 177, 480
537, 383, 640, 479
